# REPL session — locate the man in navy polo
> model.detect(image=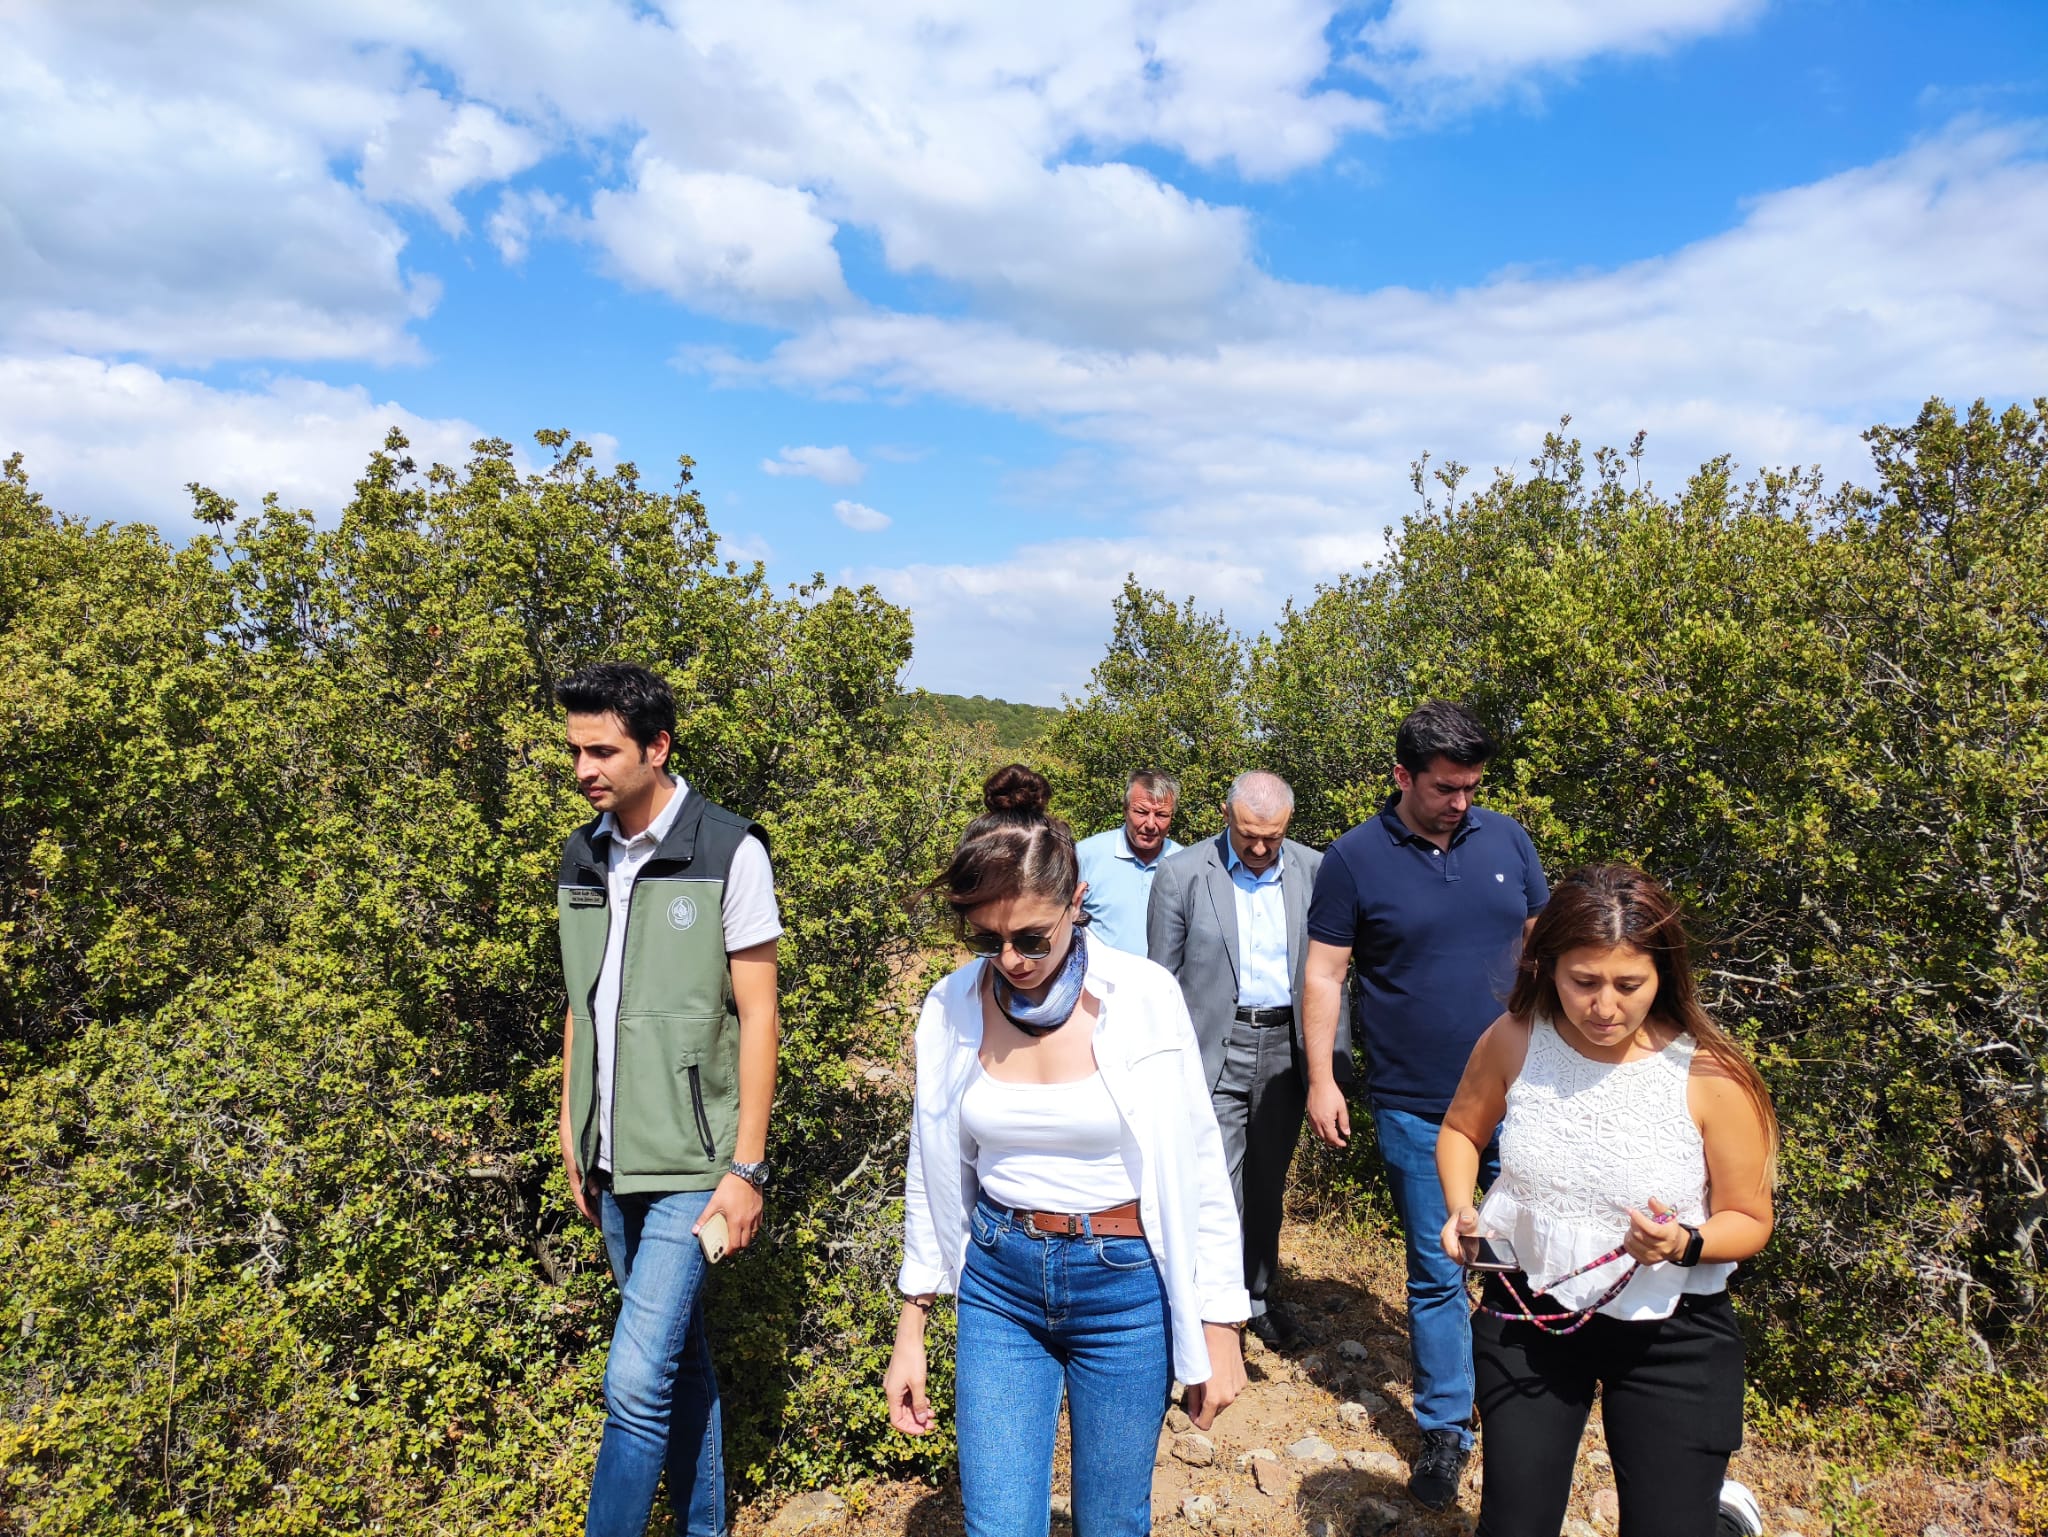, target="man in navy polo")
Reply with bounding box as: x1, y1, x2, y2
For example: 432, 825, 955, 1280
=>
1300, 701, 1547, 1512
